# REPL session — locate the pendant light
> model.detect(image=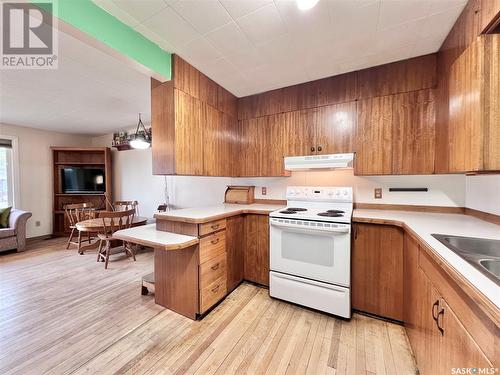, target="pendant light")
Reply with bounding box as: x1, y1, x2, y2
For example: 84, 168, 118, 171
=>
130, 113, 151, 149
